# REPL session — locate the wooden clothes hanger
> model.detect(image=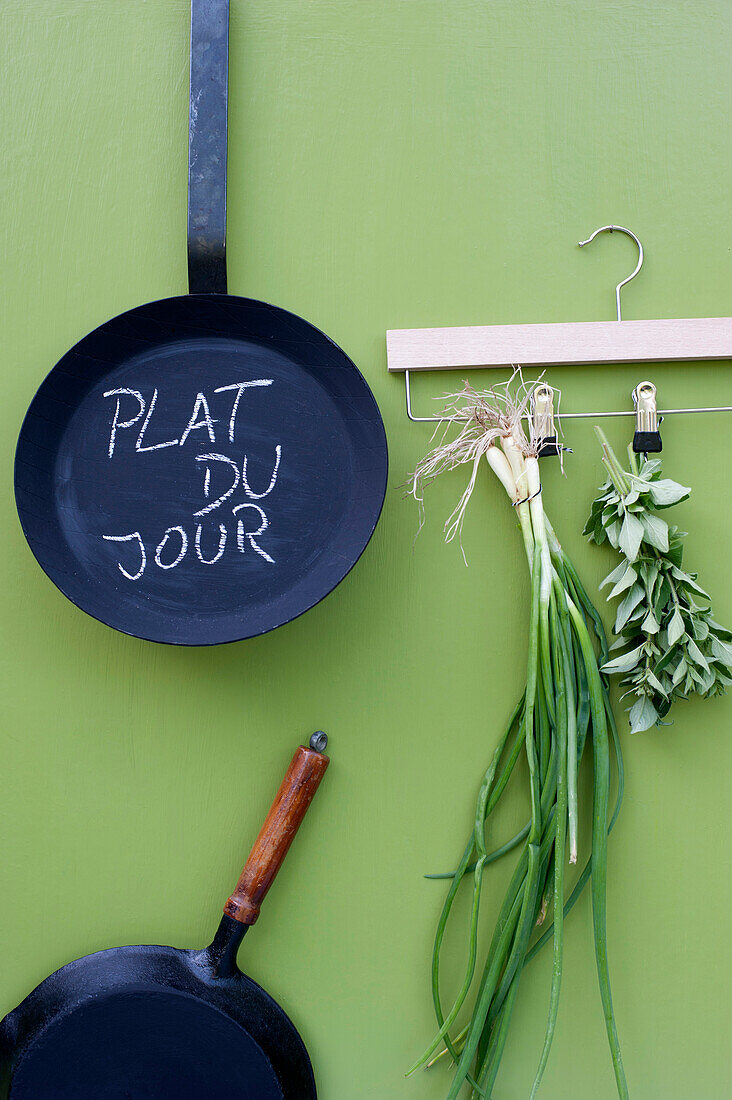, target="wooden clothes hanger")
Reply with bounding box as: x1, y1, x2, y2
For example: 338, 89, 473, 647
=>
387, 226, 732, 434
